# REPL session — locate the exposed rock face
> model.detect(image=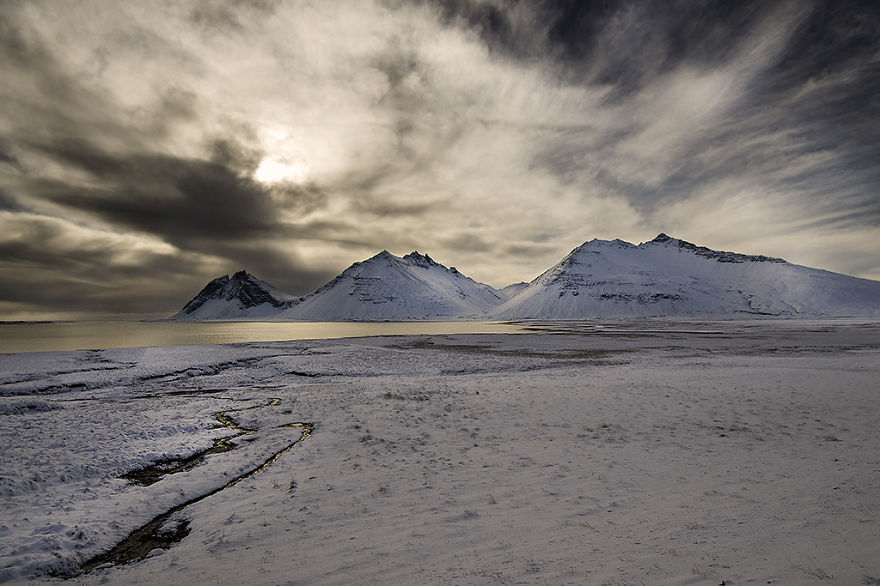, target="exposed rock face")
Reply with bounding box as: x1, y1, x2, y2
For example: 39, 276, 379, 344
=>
173, 271, 299, 320
650, 233, 786, 264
